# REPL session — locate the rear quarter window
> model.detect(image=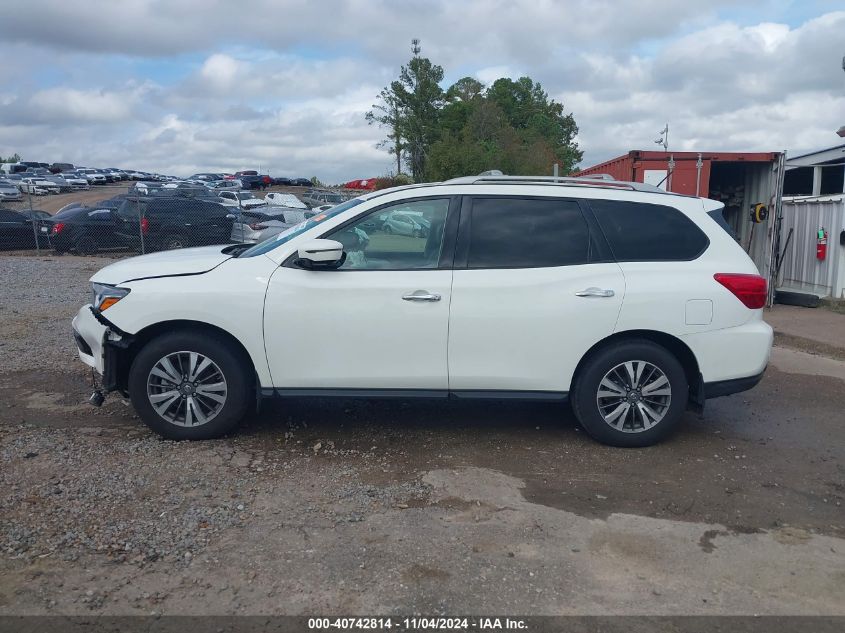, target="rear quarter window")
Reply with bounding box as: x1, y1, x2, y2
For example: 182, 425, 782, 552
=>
589, 199, 709, 262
